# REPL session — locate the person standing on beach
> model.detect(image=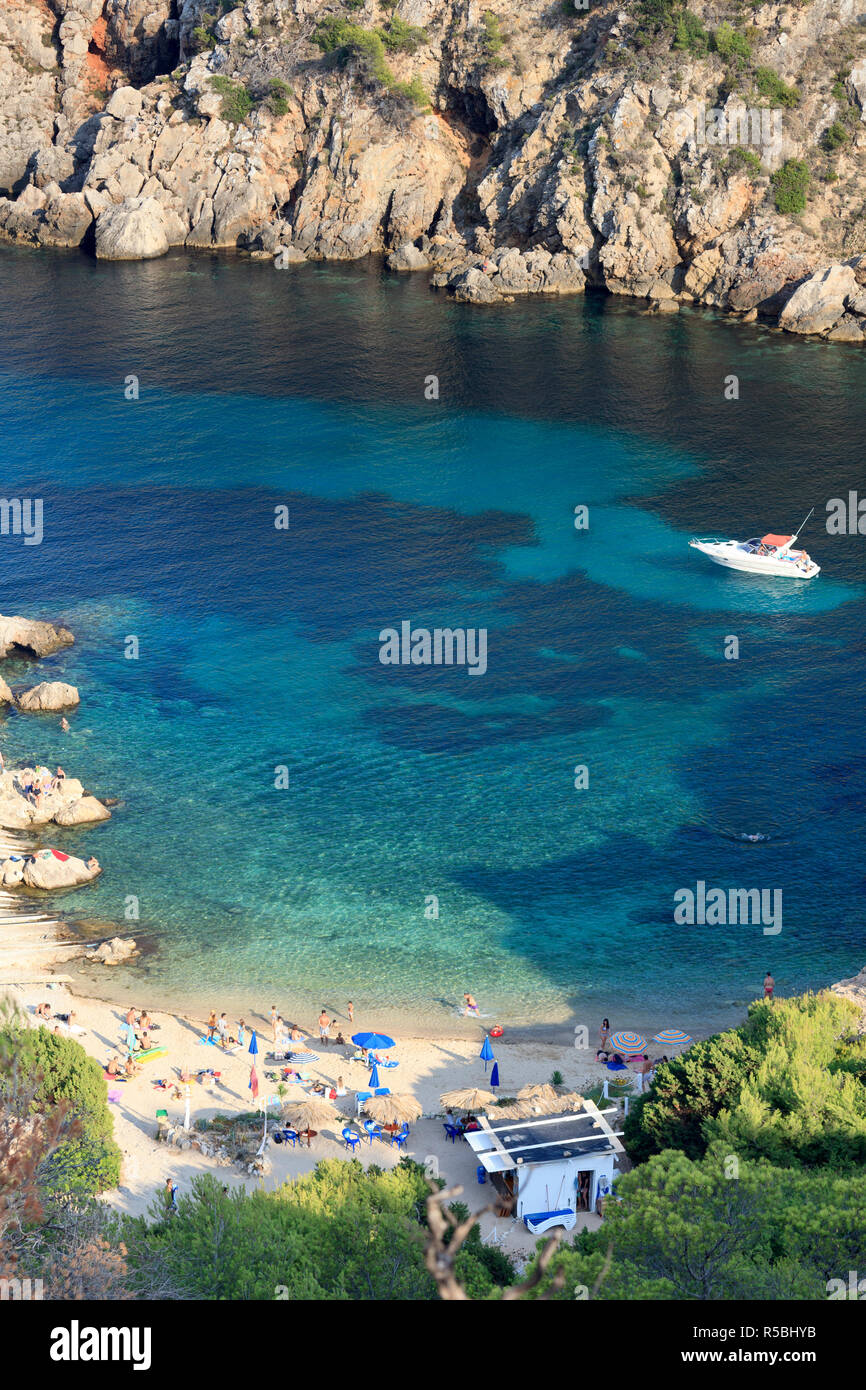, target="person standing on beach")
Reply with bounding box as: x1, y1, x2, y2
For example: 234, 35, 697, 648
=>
165, 1178, 179, 1215
206, 1010, 217, 1042
318, 1009, 331, 1044
216, 1012, 228, 1048
599, 1018, 611, 1051
347, 1001, 354, 1025
763, 971, 775, 999
237, 1019, 246, 1049
270, 1006, 278, 1043
463, 993, 479, 1017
